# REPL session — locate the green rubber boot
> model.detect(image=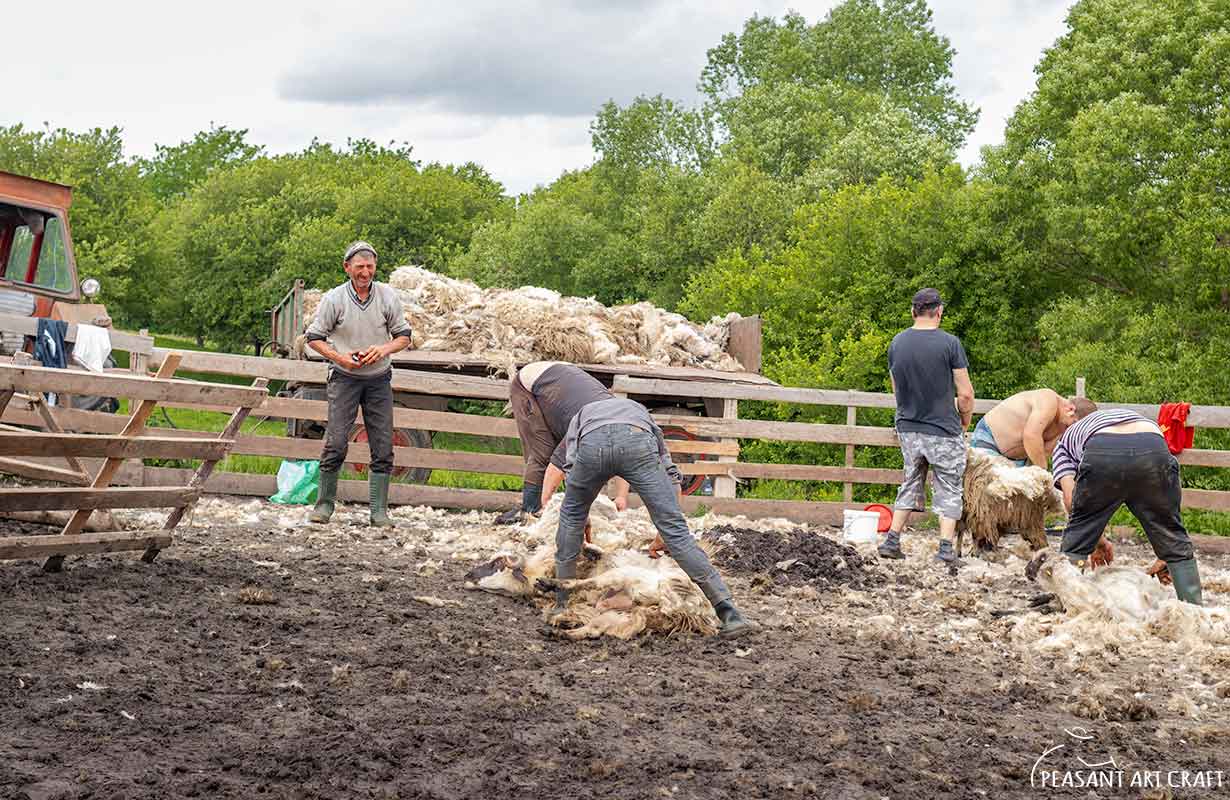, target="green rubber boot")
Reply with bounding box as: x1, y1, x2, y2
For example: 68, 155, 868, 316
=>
1168, 558, 1203, 606
309, 469, 338, 524
369, 471, 396, 528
